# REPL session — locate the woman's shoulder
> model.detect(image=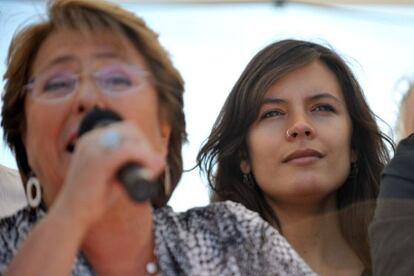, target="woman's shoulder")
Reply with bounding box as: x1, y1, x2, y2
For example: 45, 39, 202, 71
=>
154, 201, 315, 275
155, 201, 270, 237
0, 205, 42, 229
0, 205, 39, 234
0, 206, 93, 275
155, 200, 280, 241
157, 200, 264, 221
0, 205, 43, 272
